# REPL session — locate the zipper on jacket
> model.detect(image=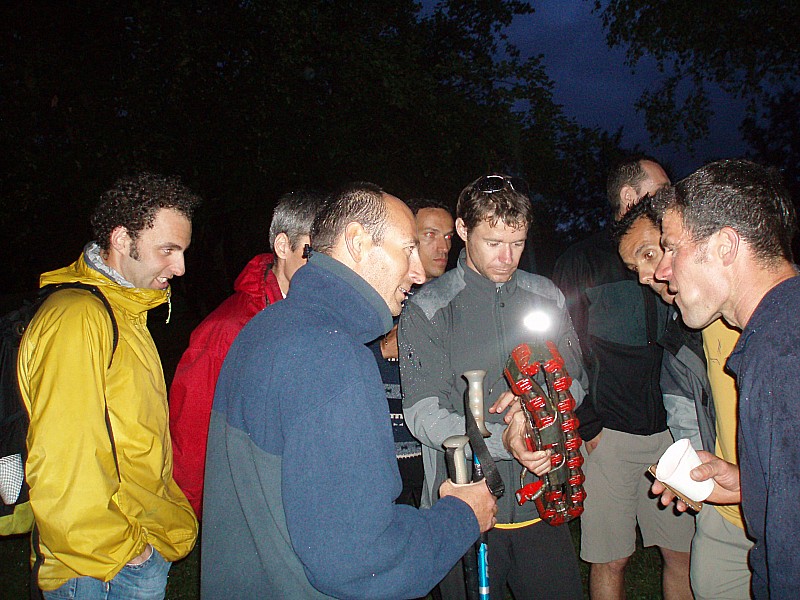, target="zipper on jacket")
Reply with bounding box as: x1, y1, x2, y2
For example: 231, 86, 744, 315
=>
642, 285, 667, 432
495, 286, 508, 371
